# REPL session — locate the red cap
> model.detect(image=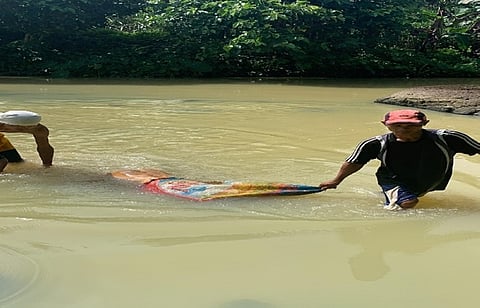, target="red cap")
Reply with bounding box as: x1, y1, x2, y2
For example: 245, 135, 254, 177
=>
382, 109, 428, 125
